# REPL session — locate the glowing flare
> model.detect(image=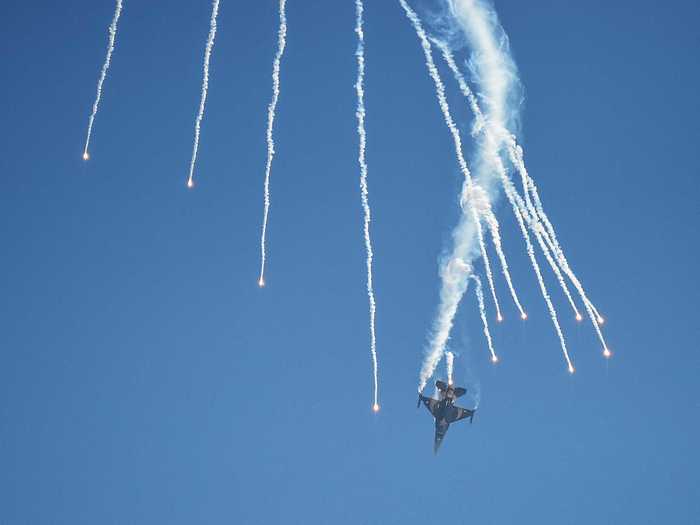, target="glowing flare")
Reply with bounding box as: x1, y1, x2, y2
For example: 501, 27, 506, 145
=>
576, 313, 583, 322
491, 355, 499, 363
258, 278, 265, 288
568, 365, 575, 374
83, 0, 123, 164
187, 179, 194, 189
372, 403, 380, 413
497, 314, 503, 322
521, 312, 528, 320
597, 316, 605, 325
603, 348, 611, 358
